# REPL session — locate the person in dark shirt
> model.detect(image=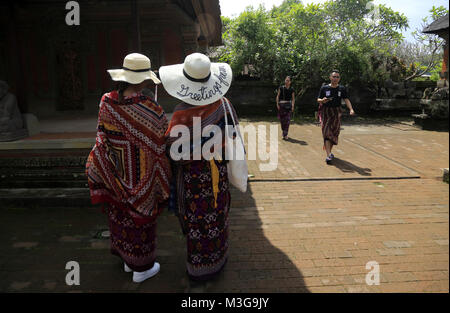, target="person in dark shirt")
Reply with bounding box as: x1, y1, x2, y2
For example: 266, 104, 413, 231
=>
317, 70, 355, 164
276, 76, 295, 140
